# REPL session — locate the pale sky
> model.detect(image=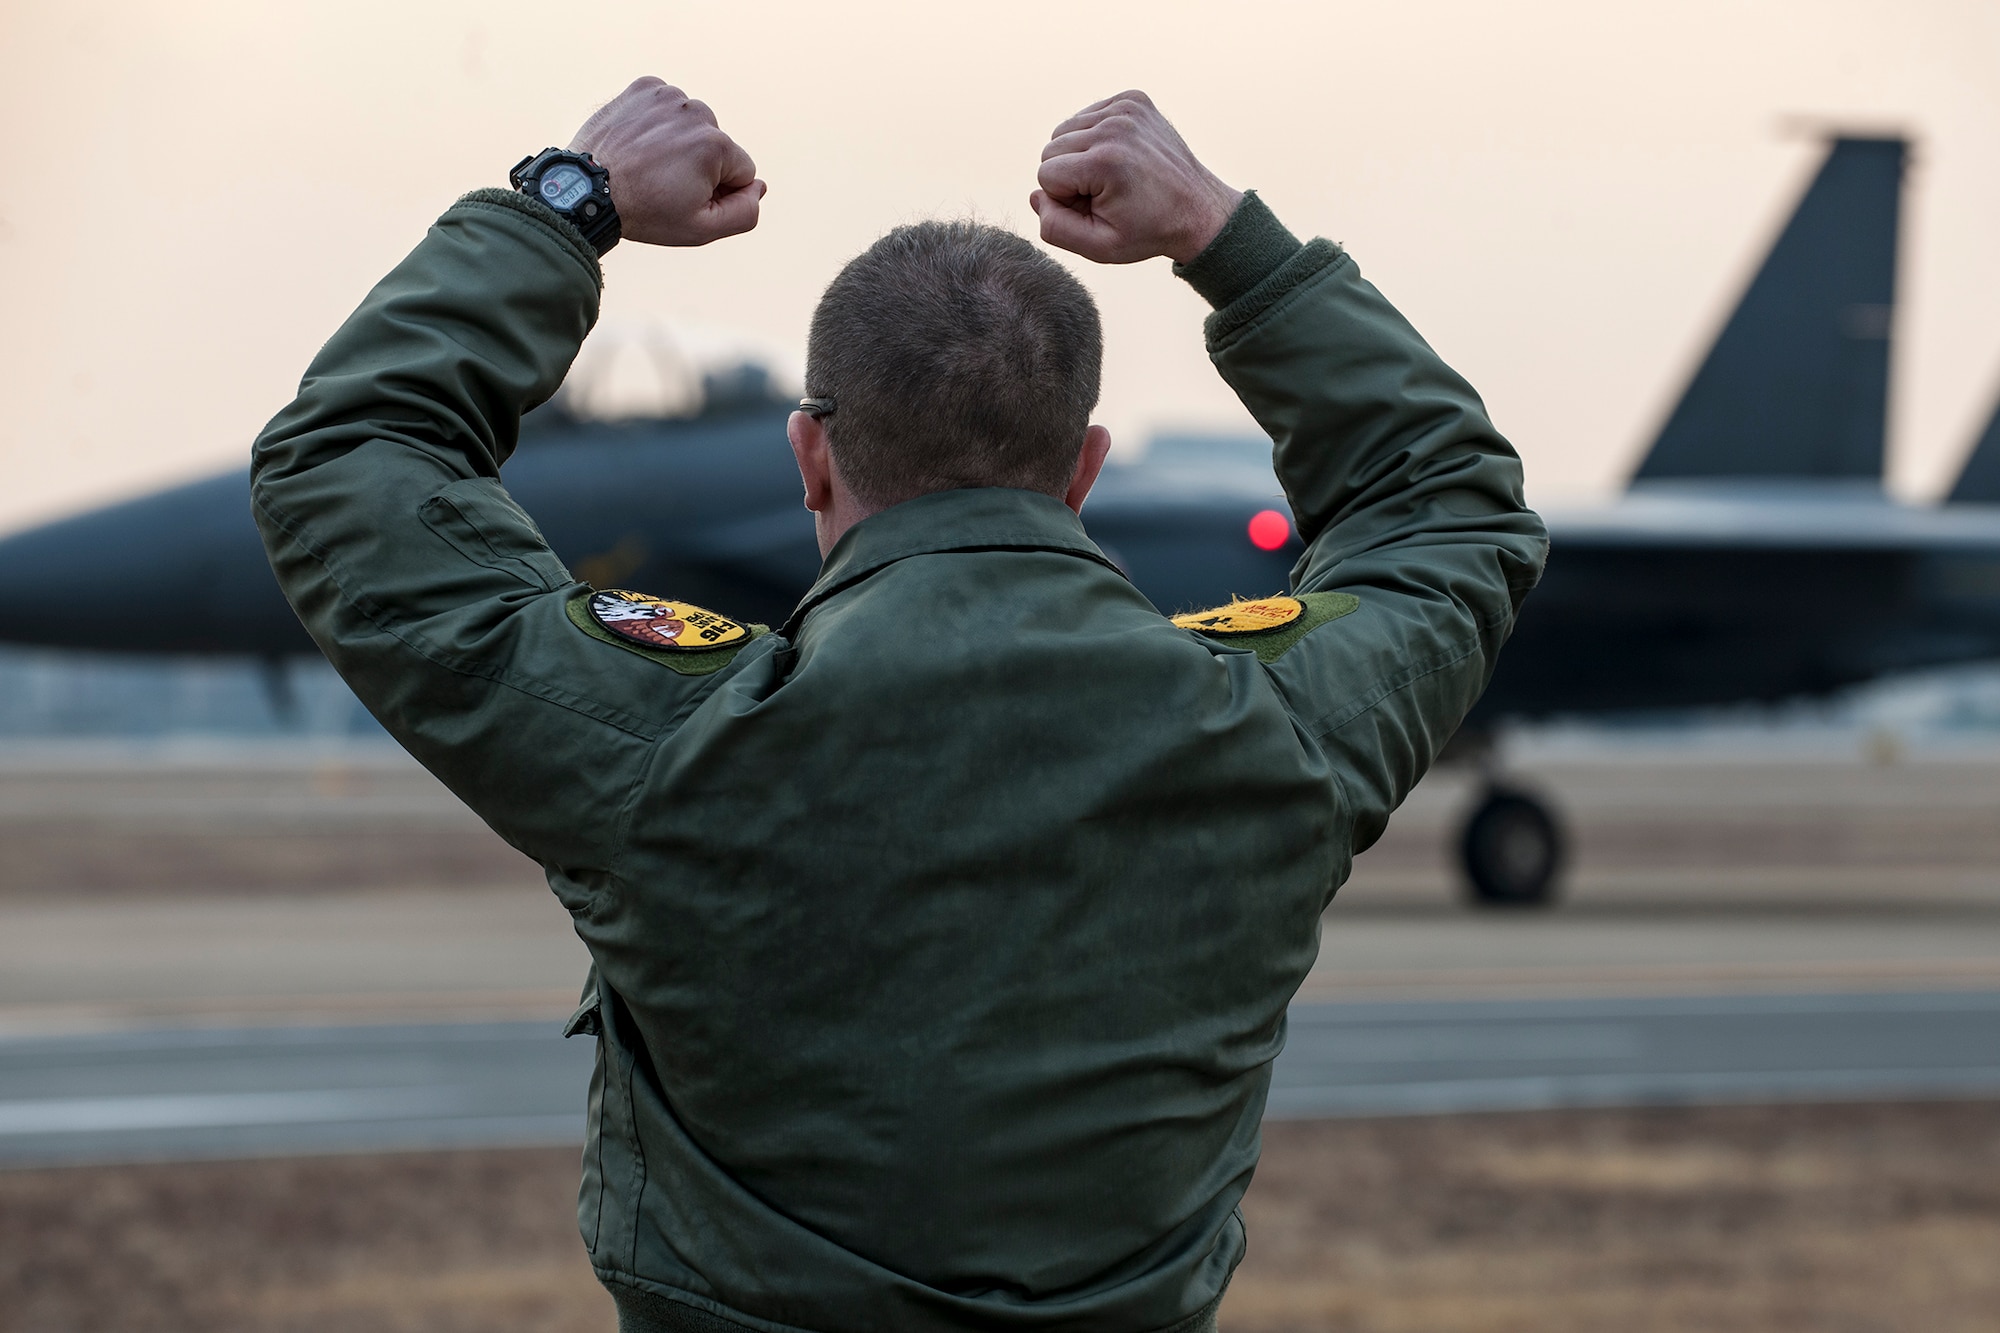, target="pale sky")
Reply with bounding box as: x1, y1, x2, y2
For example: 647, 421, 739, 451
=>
3, 0, 1999, 534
